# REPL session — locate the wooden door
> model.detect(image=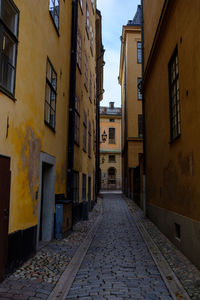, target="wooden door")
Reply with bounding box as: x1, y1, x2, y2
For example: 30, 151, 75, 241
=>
0, 156, 11, 282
